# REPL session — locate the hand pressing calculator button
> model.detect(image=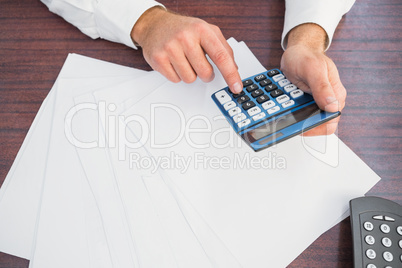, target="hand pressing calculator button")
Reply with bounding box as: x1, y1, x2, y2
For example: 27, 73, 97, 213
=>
211, 68, 340, 151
